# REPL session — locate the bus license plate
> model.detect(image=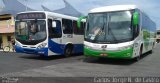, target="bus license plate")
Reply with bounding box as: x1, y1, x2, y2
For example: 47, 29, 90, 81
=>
100, 53, 108, 56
